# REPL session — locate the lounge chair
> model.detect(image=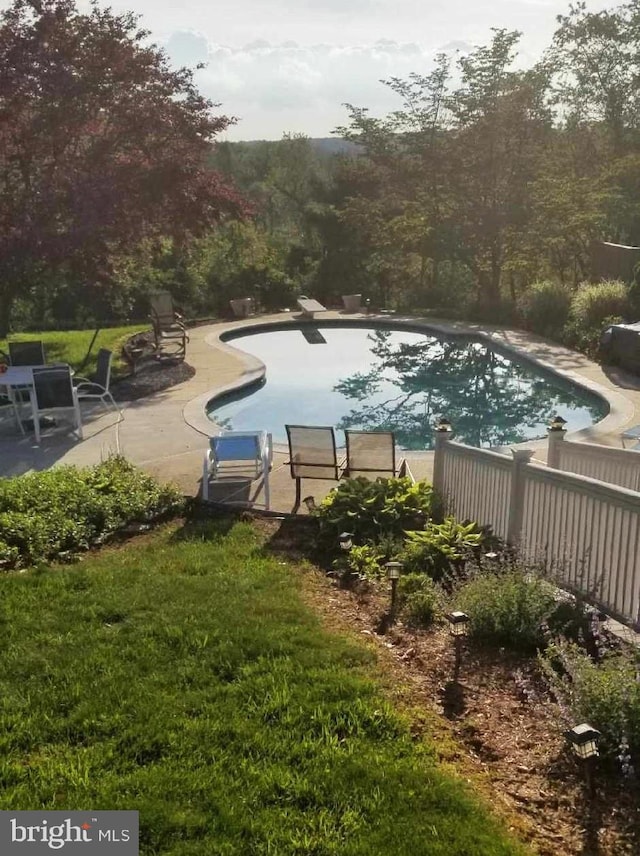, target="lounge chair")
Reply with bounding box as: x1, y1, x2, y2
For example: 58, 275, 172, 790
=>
149, 291, 188, 360
202, 430, 272, 508
285, 424, 345, 511
31, 365, 83, 444
344, 430, 408, 479
73, 348, 123, 417
296, 297, 327, 319
8, 340, 46, 366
